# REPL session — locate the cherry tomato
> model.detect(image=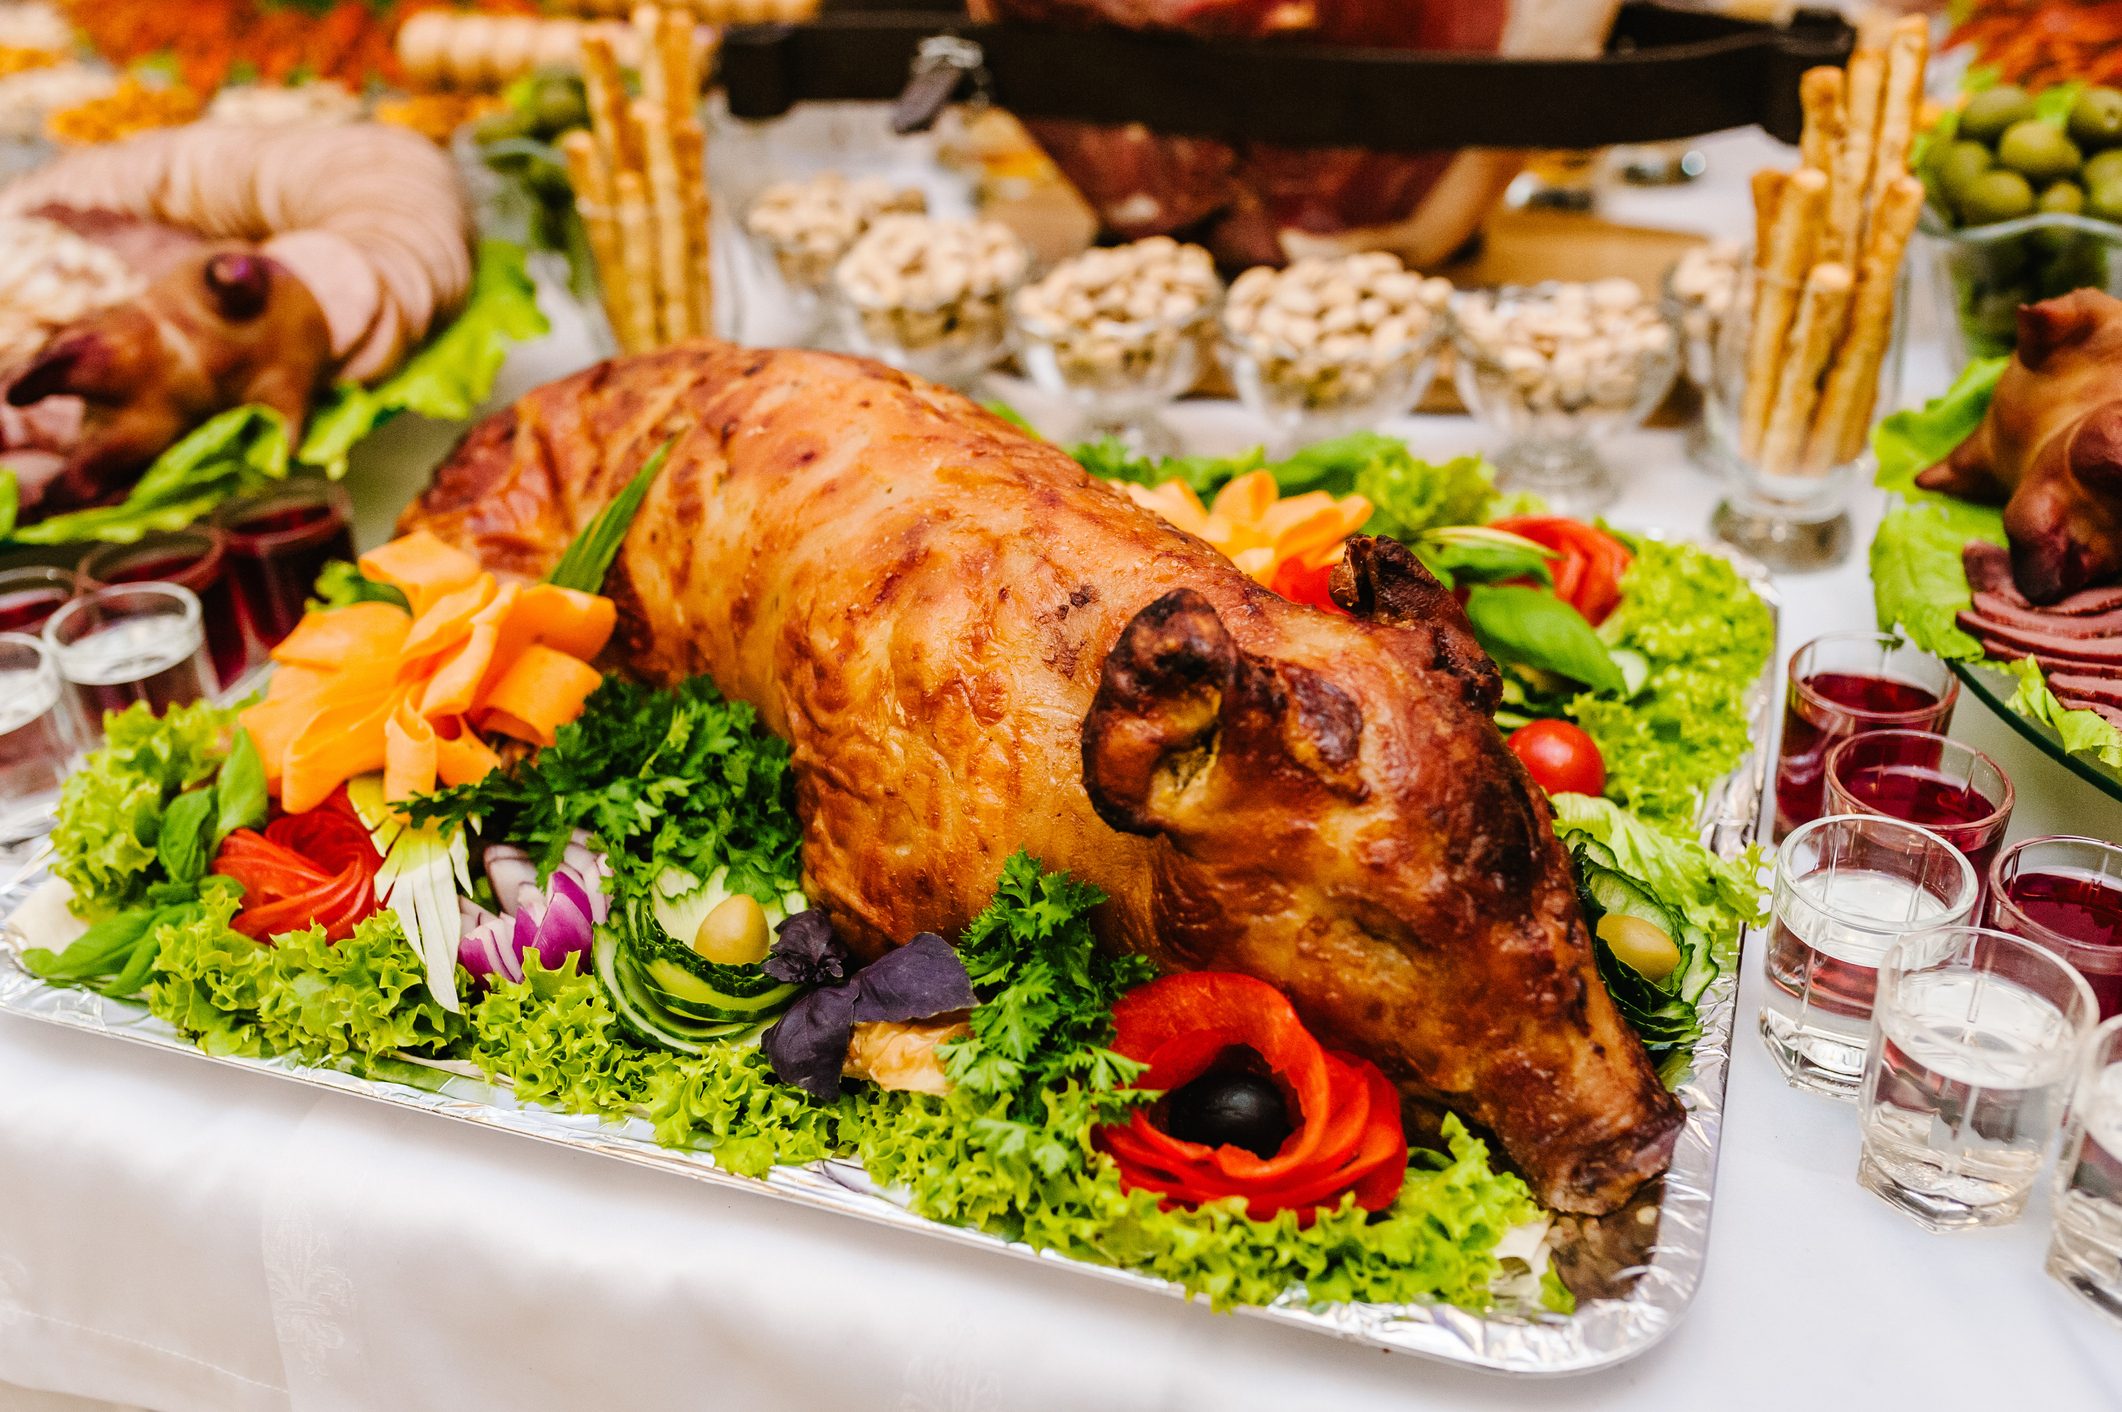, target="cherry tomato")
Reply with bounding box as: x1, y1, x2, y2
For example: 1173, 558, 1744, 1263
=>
1507, 718, 1607, 796
1489, 516, 1633, 626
